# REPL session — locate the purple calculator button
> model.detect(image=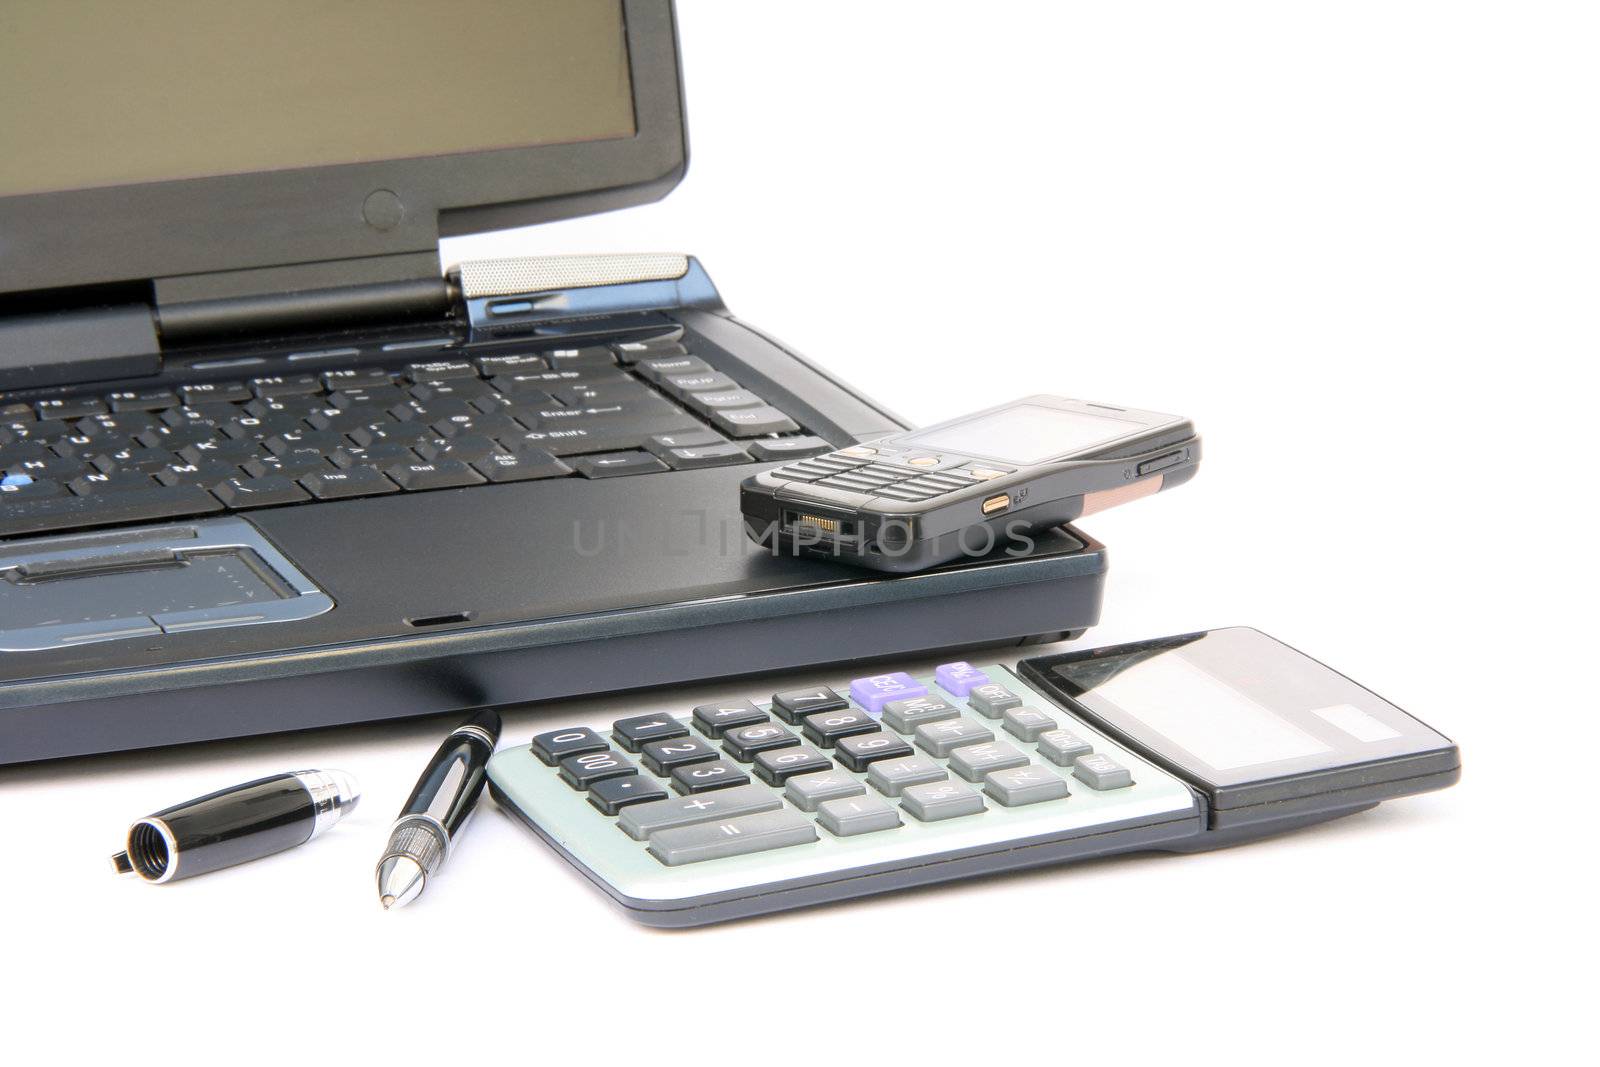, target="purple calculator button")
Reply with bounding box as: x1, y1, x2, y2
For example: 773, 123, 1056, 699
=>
849, 673, 928, 714
934, 662, 990, 697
